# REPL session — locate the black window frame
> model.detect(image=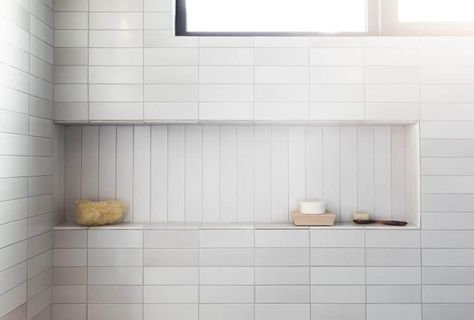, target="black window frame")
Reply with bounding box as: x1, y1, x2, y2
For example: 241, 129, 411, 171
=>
176, 0, 474, 36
